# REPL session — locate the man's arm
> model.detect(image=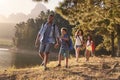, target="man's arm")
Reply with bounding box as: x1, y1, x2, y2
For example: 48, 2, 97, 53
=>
35, 33, 40, 48
55, 25, 60, 43
35, 23, 44, 47
54, 25, 60, 48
